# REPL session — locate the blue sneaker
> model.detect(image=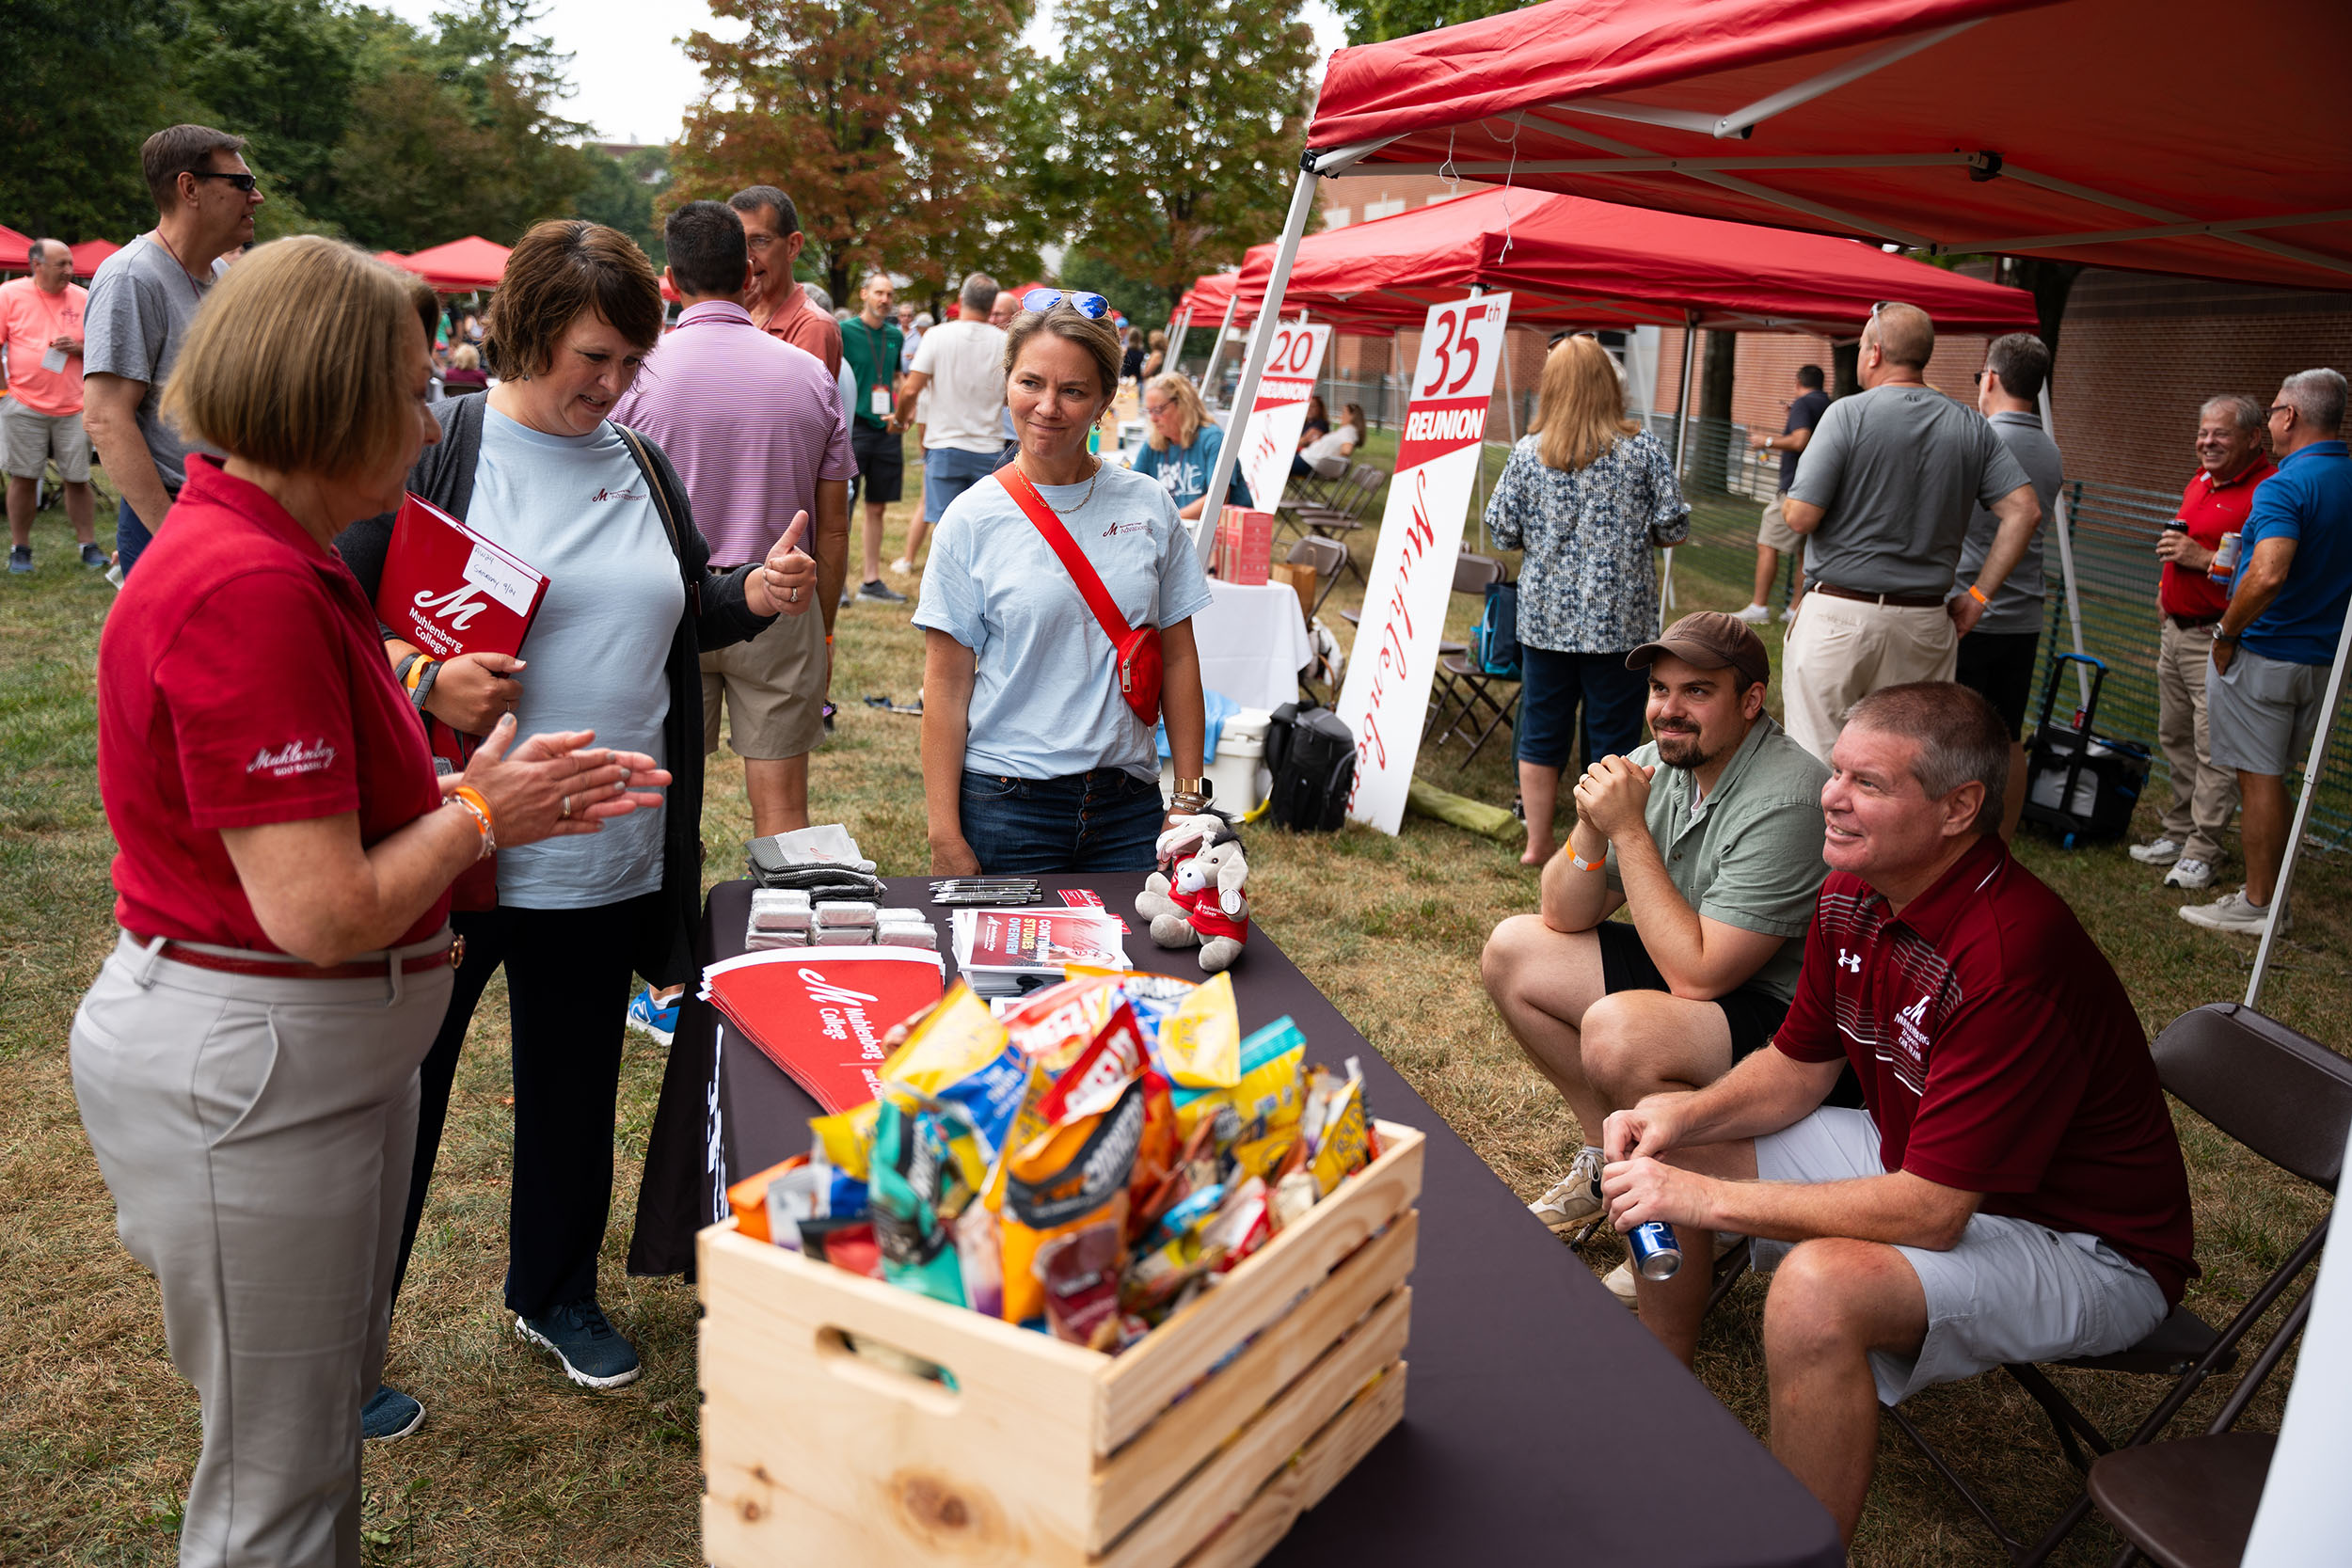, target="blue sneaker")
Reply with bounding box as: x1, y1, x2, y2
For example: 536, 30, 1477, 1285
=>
361, 1383, 424, 1440
516, 1300, 642, 1389
626, 986, 677, 1047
